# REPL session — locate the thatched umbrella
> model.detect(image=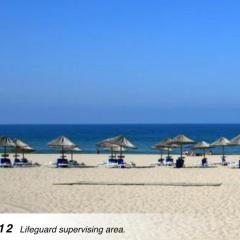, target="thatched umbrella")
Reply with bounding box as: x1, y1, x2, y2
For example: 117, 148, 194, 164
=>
172, 135, 195, 158
0, 136, 15, 157
66, 146, 82, 161
230, 135, 240, 161
192, 141, 211, 157
211, 137, 230, 159
97, 135, 136, 157
16, 146, 35, 159
105, 145, 126, 158
153, 138, 177, 158
96, 141, 119, 158
13, 138, 34, 159
48, 136, 77, 159
152, 145, 171, 160
230, 134, 240, 146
